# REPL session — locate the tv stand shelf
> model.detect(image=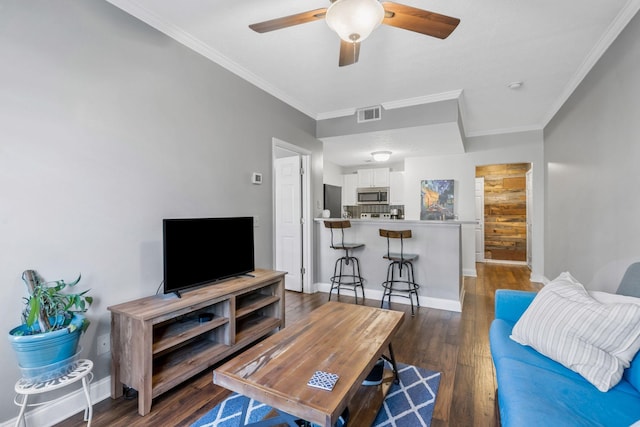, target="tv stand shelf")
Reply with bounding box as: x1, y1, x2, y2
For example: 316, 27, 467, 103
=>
108, 269, 286, 416
236, 293, 281, 318
152, 315, 229, 354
